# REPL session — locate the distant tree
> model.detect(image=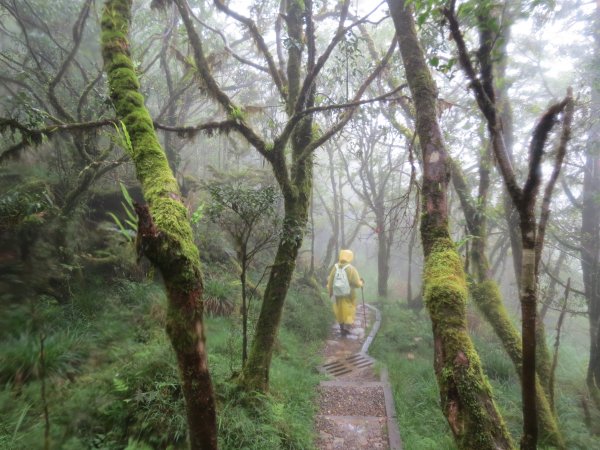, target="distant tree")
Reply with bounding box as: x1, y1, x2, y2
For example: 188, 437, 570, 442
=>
580, 2, 600, 409
205, 179, 279, 364
169, 0, 398, 392
340, 108, 409, 297
315, 141, 366, 278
